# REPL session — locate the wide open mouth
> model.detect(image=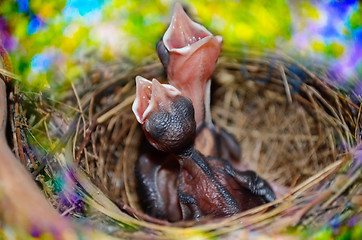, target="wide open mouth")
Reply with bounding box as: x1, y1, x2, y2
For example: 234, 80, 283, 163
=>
132, 76, 181, 124
163, 3, 214, 52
